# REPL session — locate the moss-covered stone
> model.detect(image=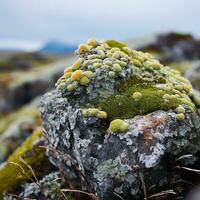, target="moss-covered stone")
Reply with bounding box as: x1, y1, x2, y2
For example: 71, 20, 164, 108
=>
0, 128, 47, 199
55, 39, 199, 123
